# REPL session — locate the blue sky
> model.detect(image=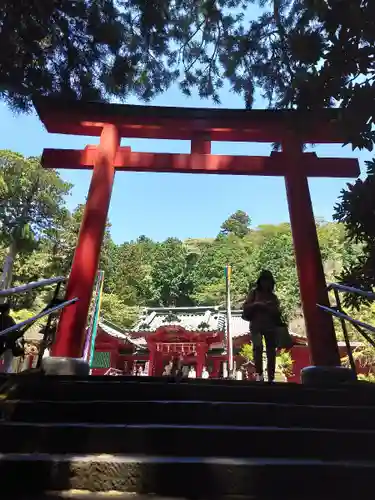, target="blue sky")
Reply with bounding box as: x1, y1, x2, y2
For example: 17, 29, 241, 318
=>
0, 85, 371, 244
